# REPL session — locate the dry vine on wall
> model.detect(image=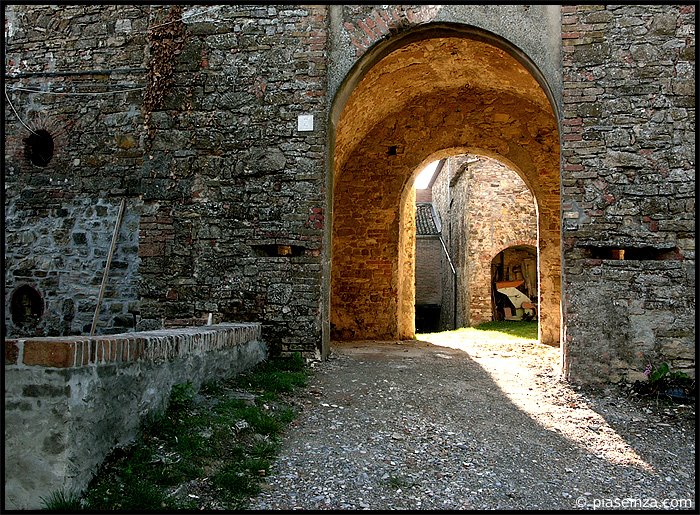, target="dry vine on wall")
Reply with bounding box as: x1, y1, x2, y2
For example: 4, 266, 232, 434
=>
143, 6, 188, 139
